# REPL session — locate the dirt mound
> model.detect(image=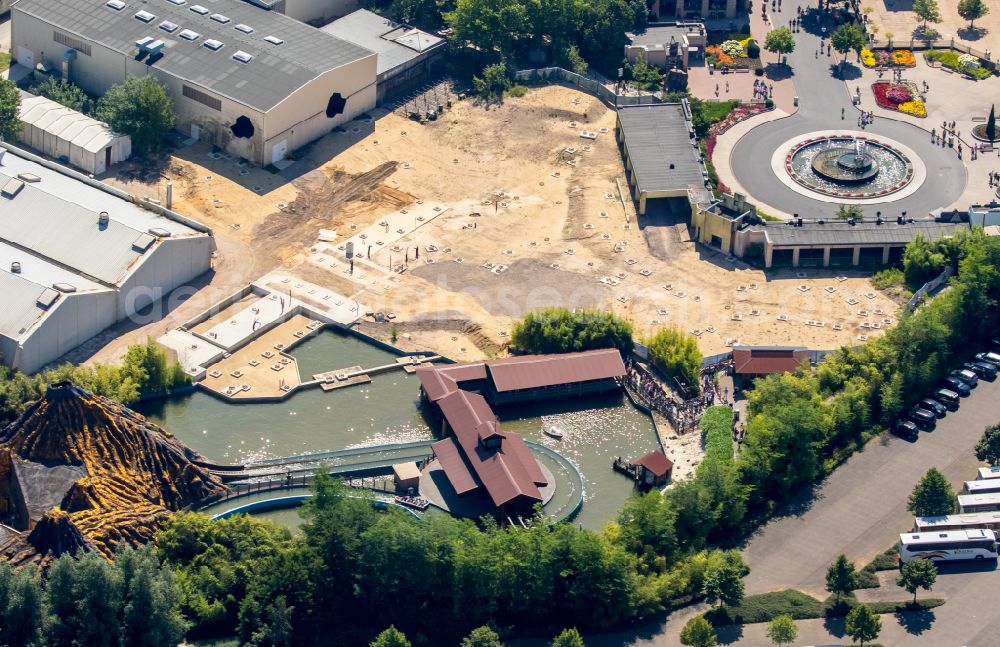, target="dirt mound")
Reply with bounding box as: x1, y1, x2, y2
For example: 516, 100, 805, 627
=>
0, 383, 225, 564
